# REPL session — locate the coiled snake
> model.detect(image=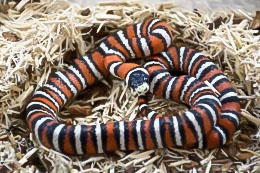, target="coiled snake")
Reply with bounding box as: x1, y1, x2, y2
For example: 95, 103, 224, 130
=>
26, 19, 240, 155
